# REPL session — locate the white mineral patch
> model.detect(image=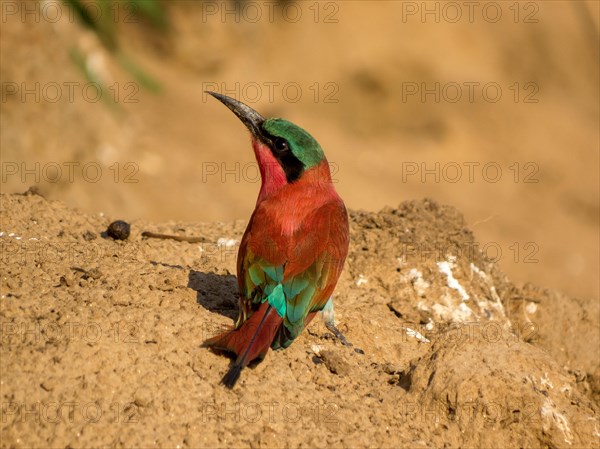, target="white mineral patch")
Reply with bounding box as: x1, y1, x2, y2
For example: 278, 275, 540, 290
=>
526, 302, 538, 314
560, 385, 572, 395
405, 327, 430, 343
489, 285, 502, 303
432, 300, 475, 322
217, 238, 238, 247
540, 373, 554, 390
456, 302, 475, 320
311, 345, 323, 356
438, 259, 470, 301
541, 398, 573, 445
470, 263, 506, 317
470, 263, 487, 279
356, 274, 368, 286
401, 268, 430, 297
